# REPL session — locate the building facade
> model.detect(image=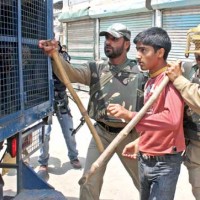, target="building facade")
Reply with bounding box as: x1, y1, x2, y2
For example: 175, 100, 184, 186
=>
54, 0, 200, 66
